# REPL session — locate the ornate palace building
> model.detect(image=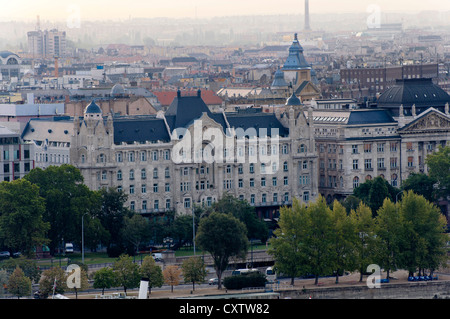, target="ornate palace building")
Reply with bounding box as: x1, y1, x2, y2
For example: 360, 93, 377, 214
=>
67, 90, 318, 219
